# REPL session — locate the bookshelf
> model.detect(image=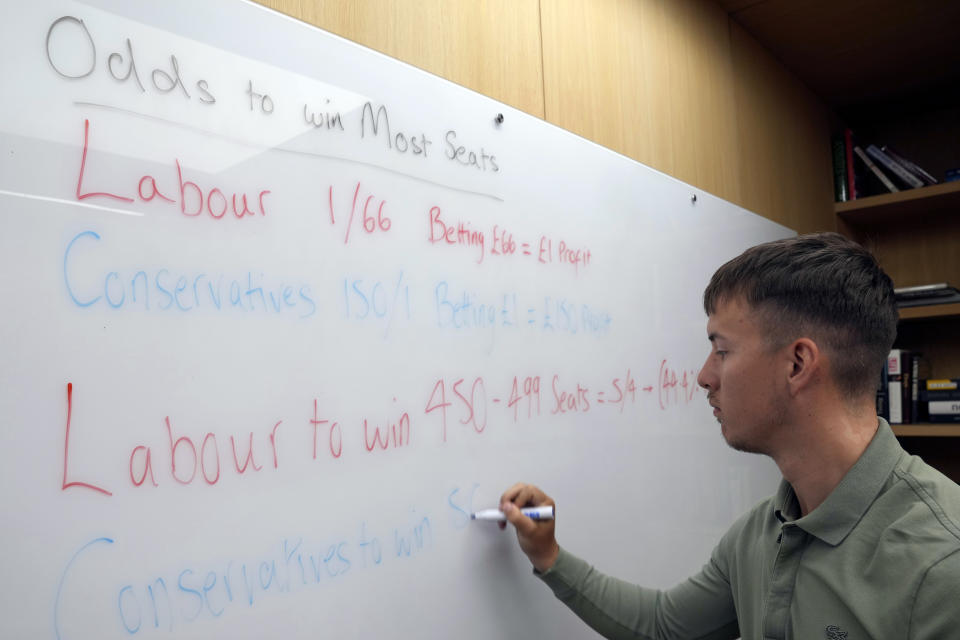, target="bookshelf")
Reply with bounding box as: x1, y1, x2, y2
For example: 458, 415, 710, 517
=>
836, 184, 960, 366
835, 178, 960, 481
723, 0, 960, 476
898, 303, 960, 322
836, 180, 960, 222
893, 425, 960, 438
